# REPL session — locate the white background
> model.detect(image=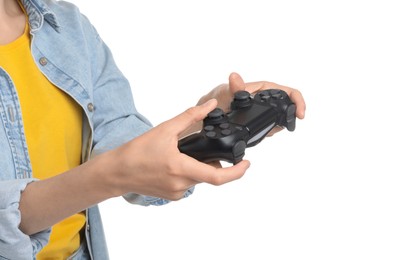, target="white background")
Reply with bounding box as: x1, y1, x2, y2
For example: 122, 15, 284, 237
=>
68, 1, 397, 259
